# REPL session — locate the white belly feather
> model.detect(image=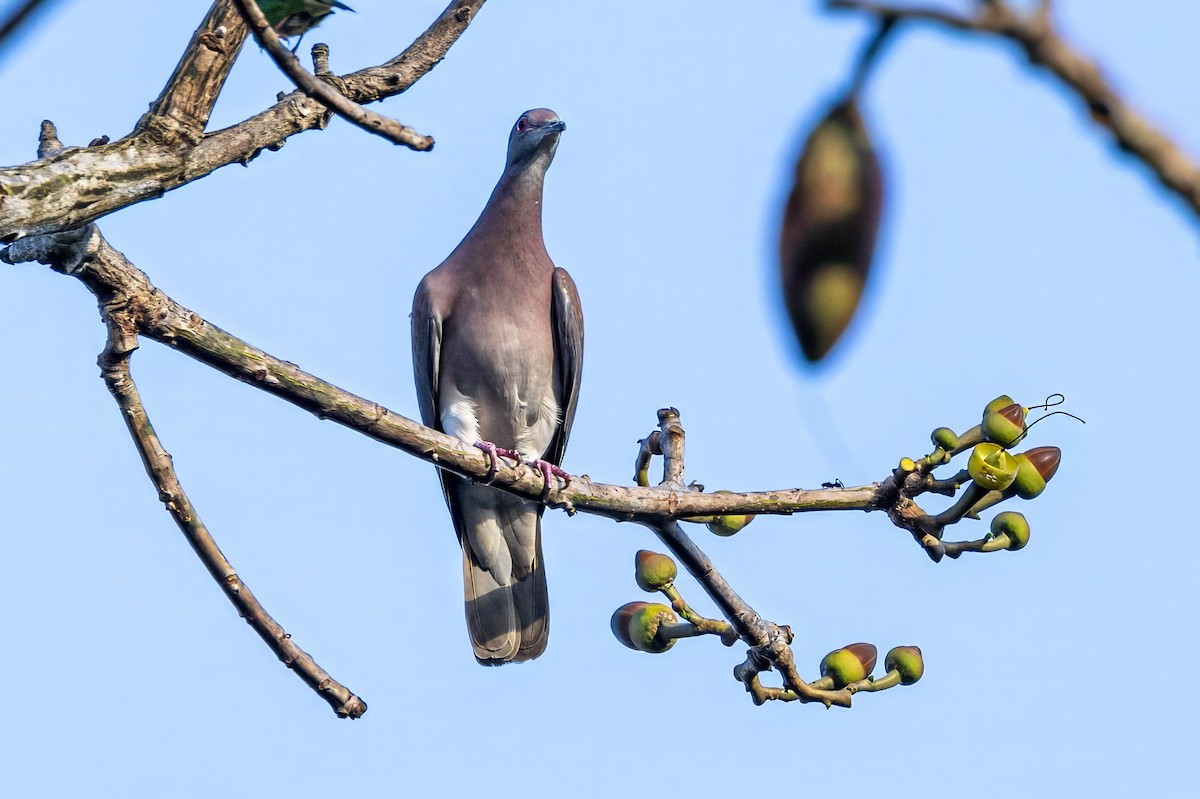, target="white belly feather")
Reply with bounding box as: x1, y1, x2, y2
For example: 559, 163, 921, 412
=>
441, 384, 561, 462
